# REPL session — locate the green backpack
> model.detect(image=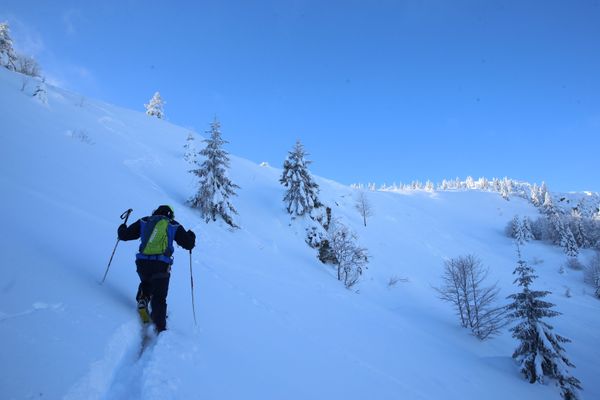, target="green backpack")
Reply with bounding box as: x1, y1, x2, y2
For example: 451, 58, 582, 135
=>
139, 216, 171, 256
